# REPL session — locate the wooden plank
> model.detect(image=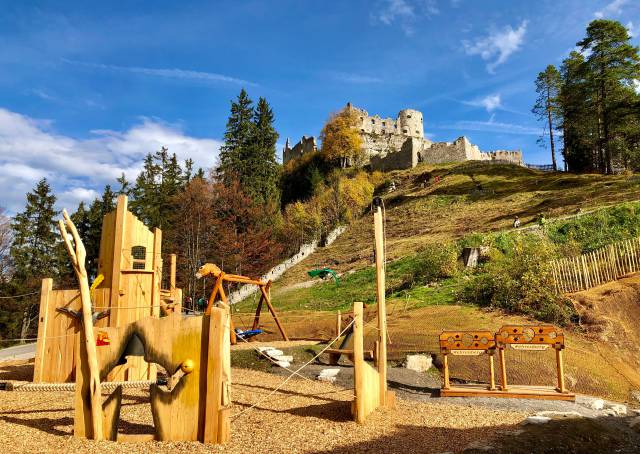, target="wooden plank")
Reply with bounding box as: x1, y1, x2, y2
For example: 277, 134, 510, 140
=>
260, 284, 288, 341
33, 278, 53, 382
441, 384, 575, 401
373, 203, 388, 406
352, 301, 381, 423
109, 195, 128, 328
